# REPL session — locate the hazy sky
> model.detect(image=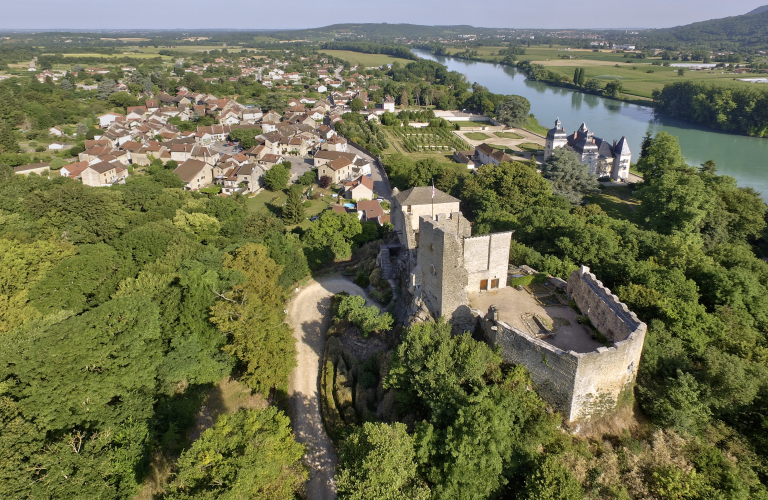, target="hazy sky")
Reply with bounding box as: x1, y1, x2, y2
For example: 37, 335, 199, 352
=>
2, 0, 766, 30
